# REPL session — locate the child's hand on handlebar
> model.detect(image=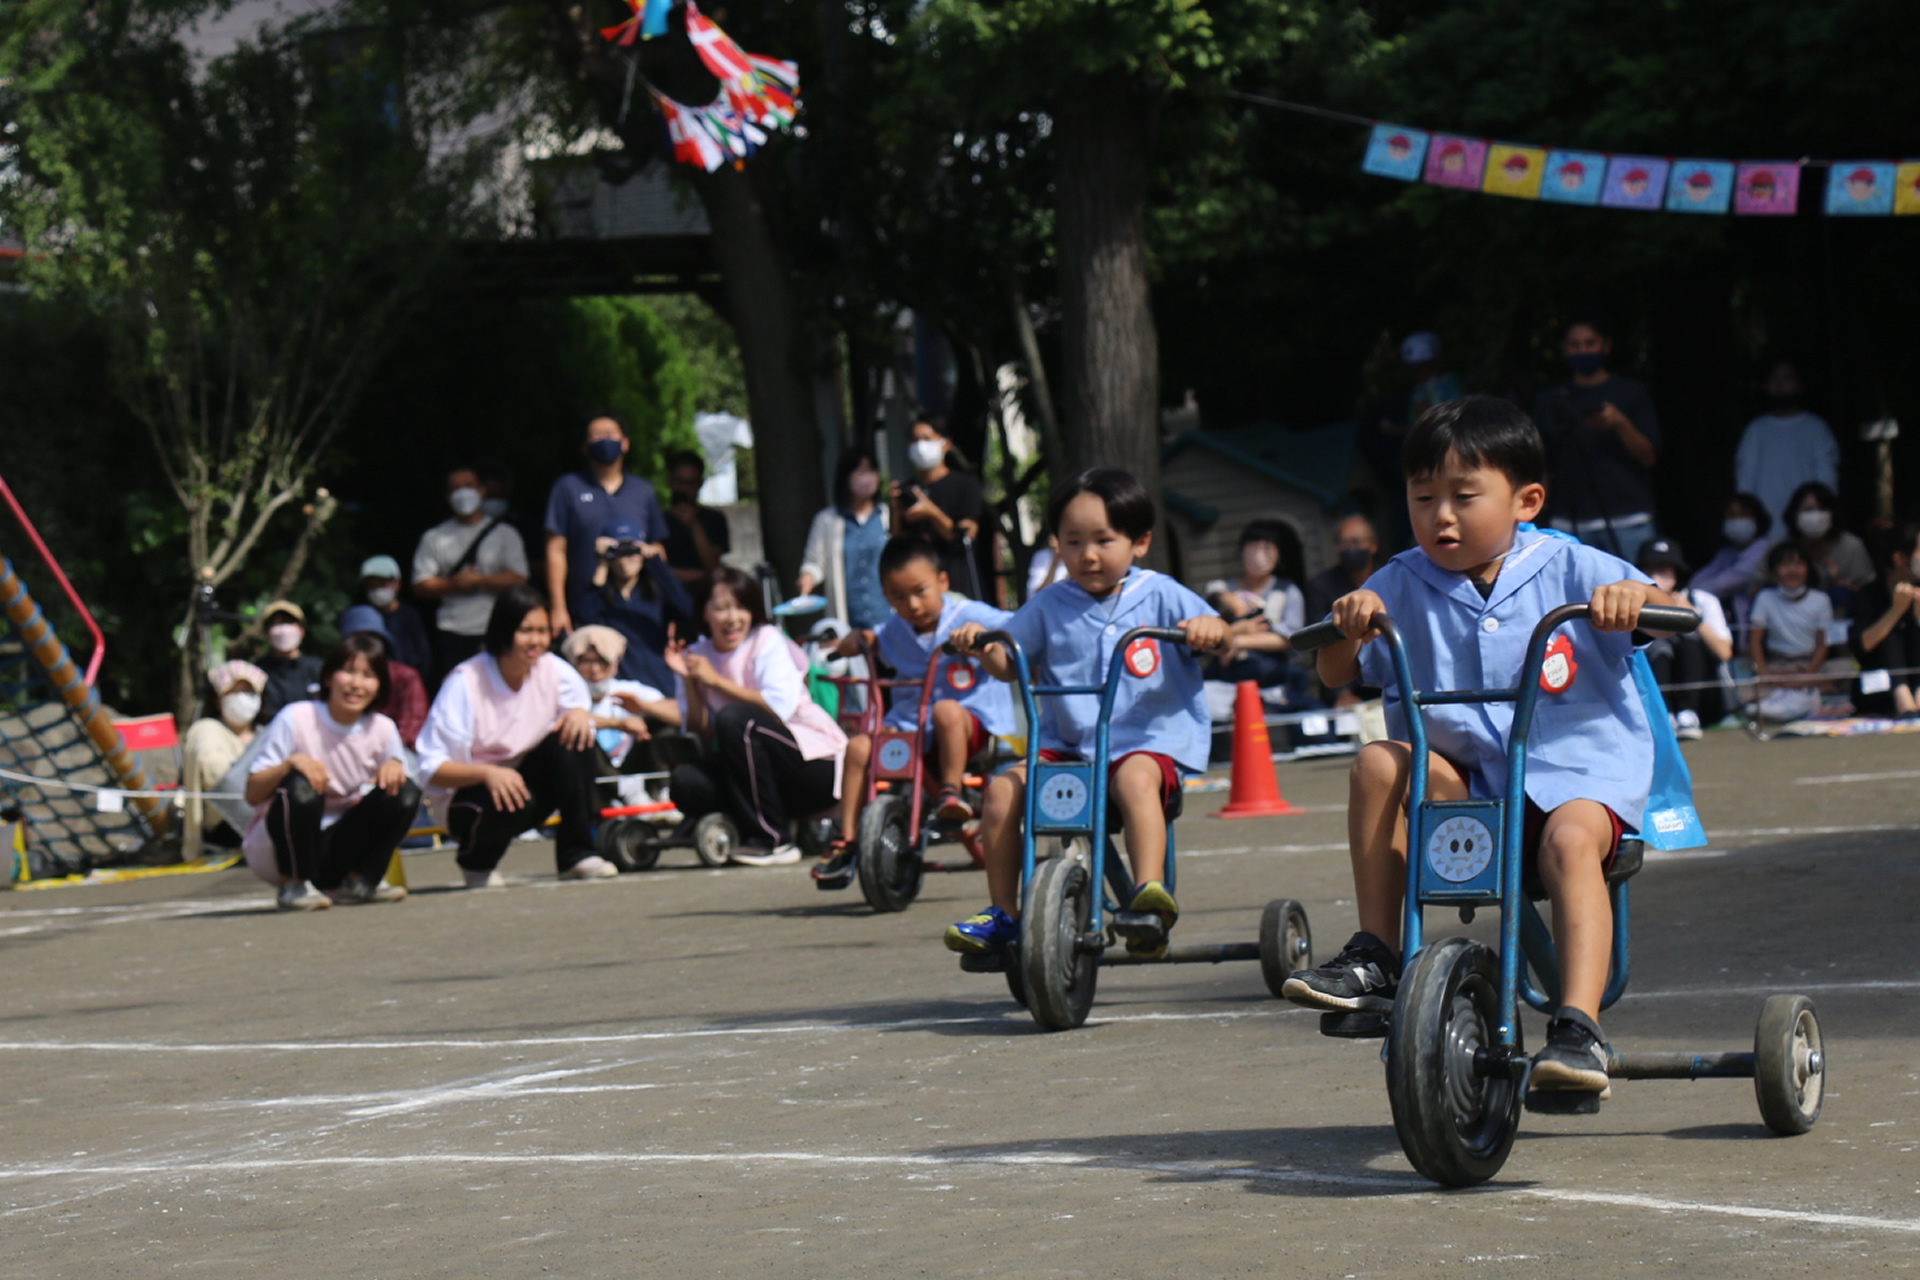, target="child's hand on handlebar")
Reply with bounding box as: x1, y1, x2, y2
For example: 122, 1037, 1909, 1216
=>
1331, 589, 1387, 642
947, 622, 986, 654
1589, 579, 1663, 632
831, 629, 873, 659
1180, 615, 1230, 652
